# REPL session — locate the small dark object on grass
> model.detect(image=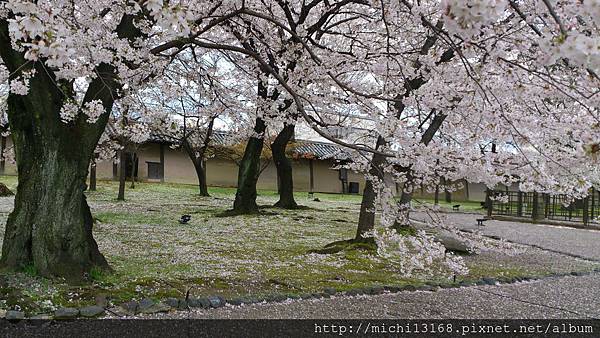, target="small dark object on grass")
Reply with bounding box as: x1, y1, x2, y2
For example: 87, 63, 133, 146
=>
313, 198, 320, 202
179, 215, 191, 224
453, 204, 460, 211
